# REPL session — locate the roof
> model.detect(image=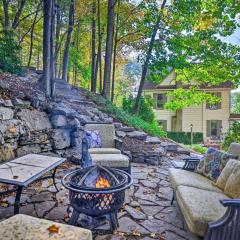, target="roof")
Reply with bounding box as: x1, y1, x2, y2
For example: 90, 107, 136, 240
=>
143, 81, 232, 90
